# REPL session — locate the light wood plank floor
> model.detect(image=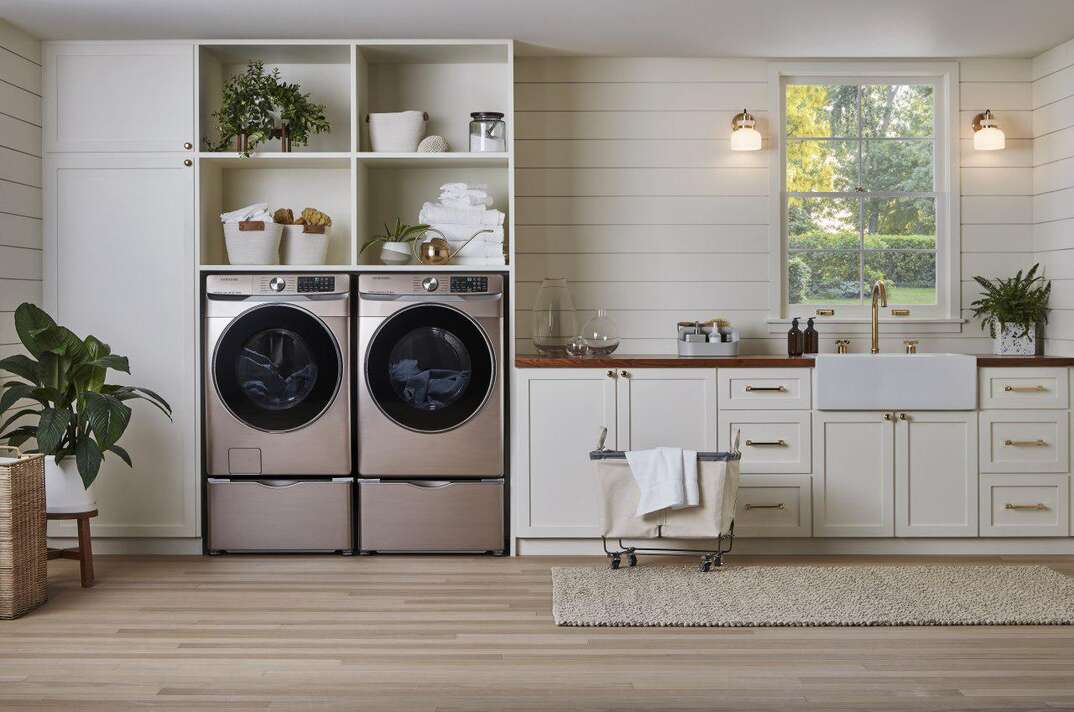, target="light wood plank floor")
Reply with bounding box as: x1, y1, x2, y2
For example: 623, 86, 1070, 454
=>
5, 554, 1074, 711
